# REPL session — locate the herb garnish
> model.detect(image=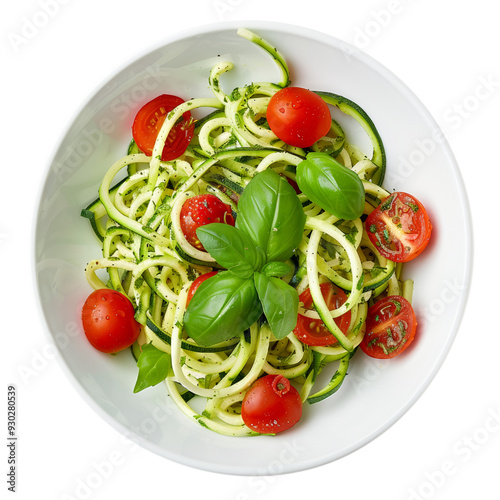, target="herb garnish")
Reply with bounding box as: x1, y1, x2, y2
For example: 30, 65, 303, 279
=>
184, 169, 306, 346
